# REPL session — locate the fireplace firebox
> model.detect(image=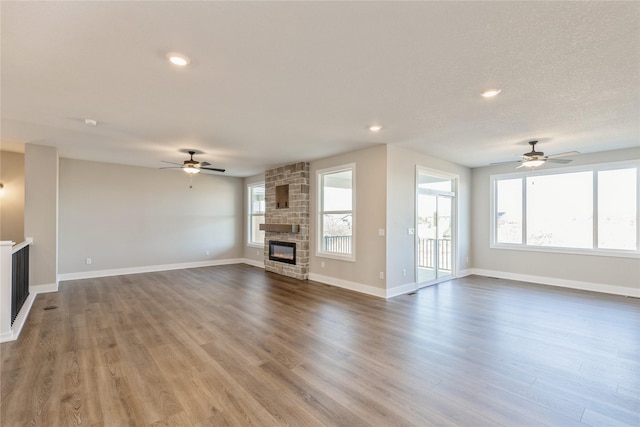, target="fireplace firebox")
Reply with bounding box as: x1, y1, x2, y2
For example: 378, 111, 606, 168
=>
269, 240, 296, 265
